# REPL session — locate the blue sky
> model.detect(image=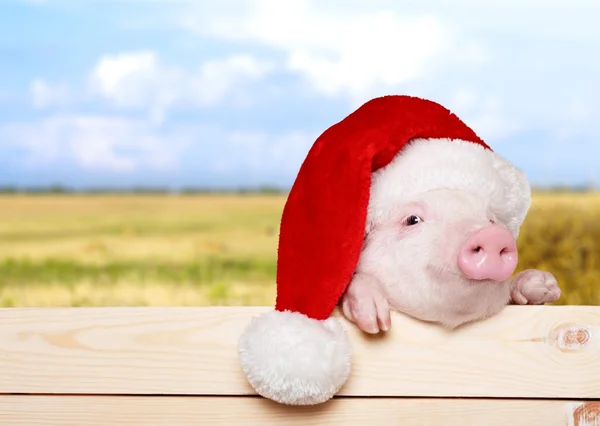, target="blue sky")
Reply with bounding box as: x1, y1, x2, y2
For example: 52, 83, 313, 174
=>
0, 0, 599, 189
